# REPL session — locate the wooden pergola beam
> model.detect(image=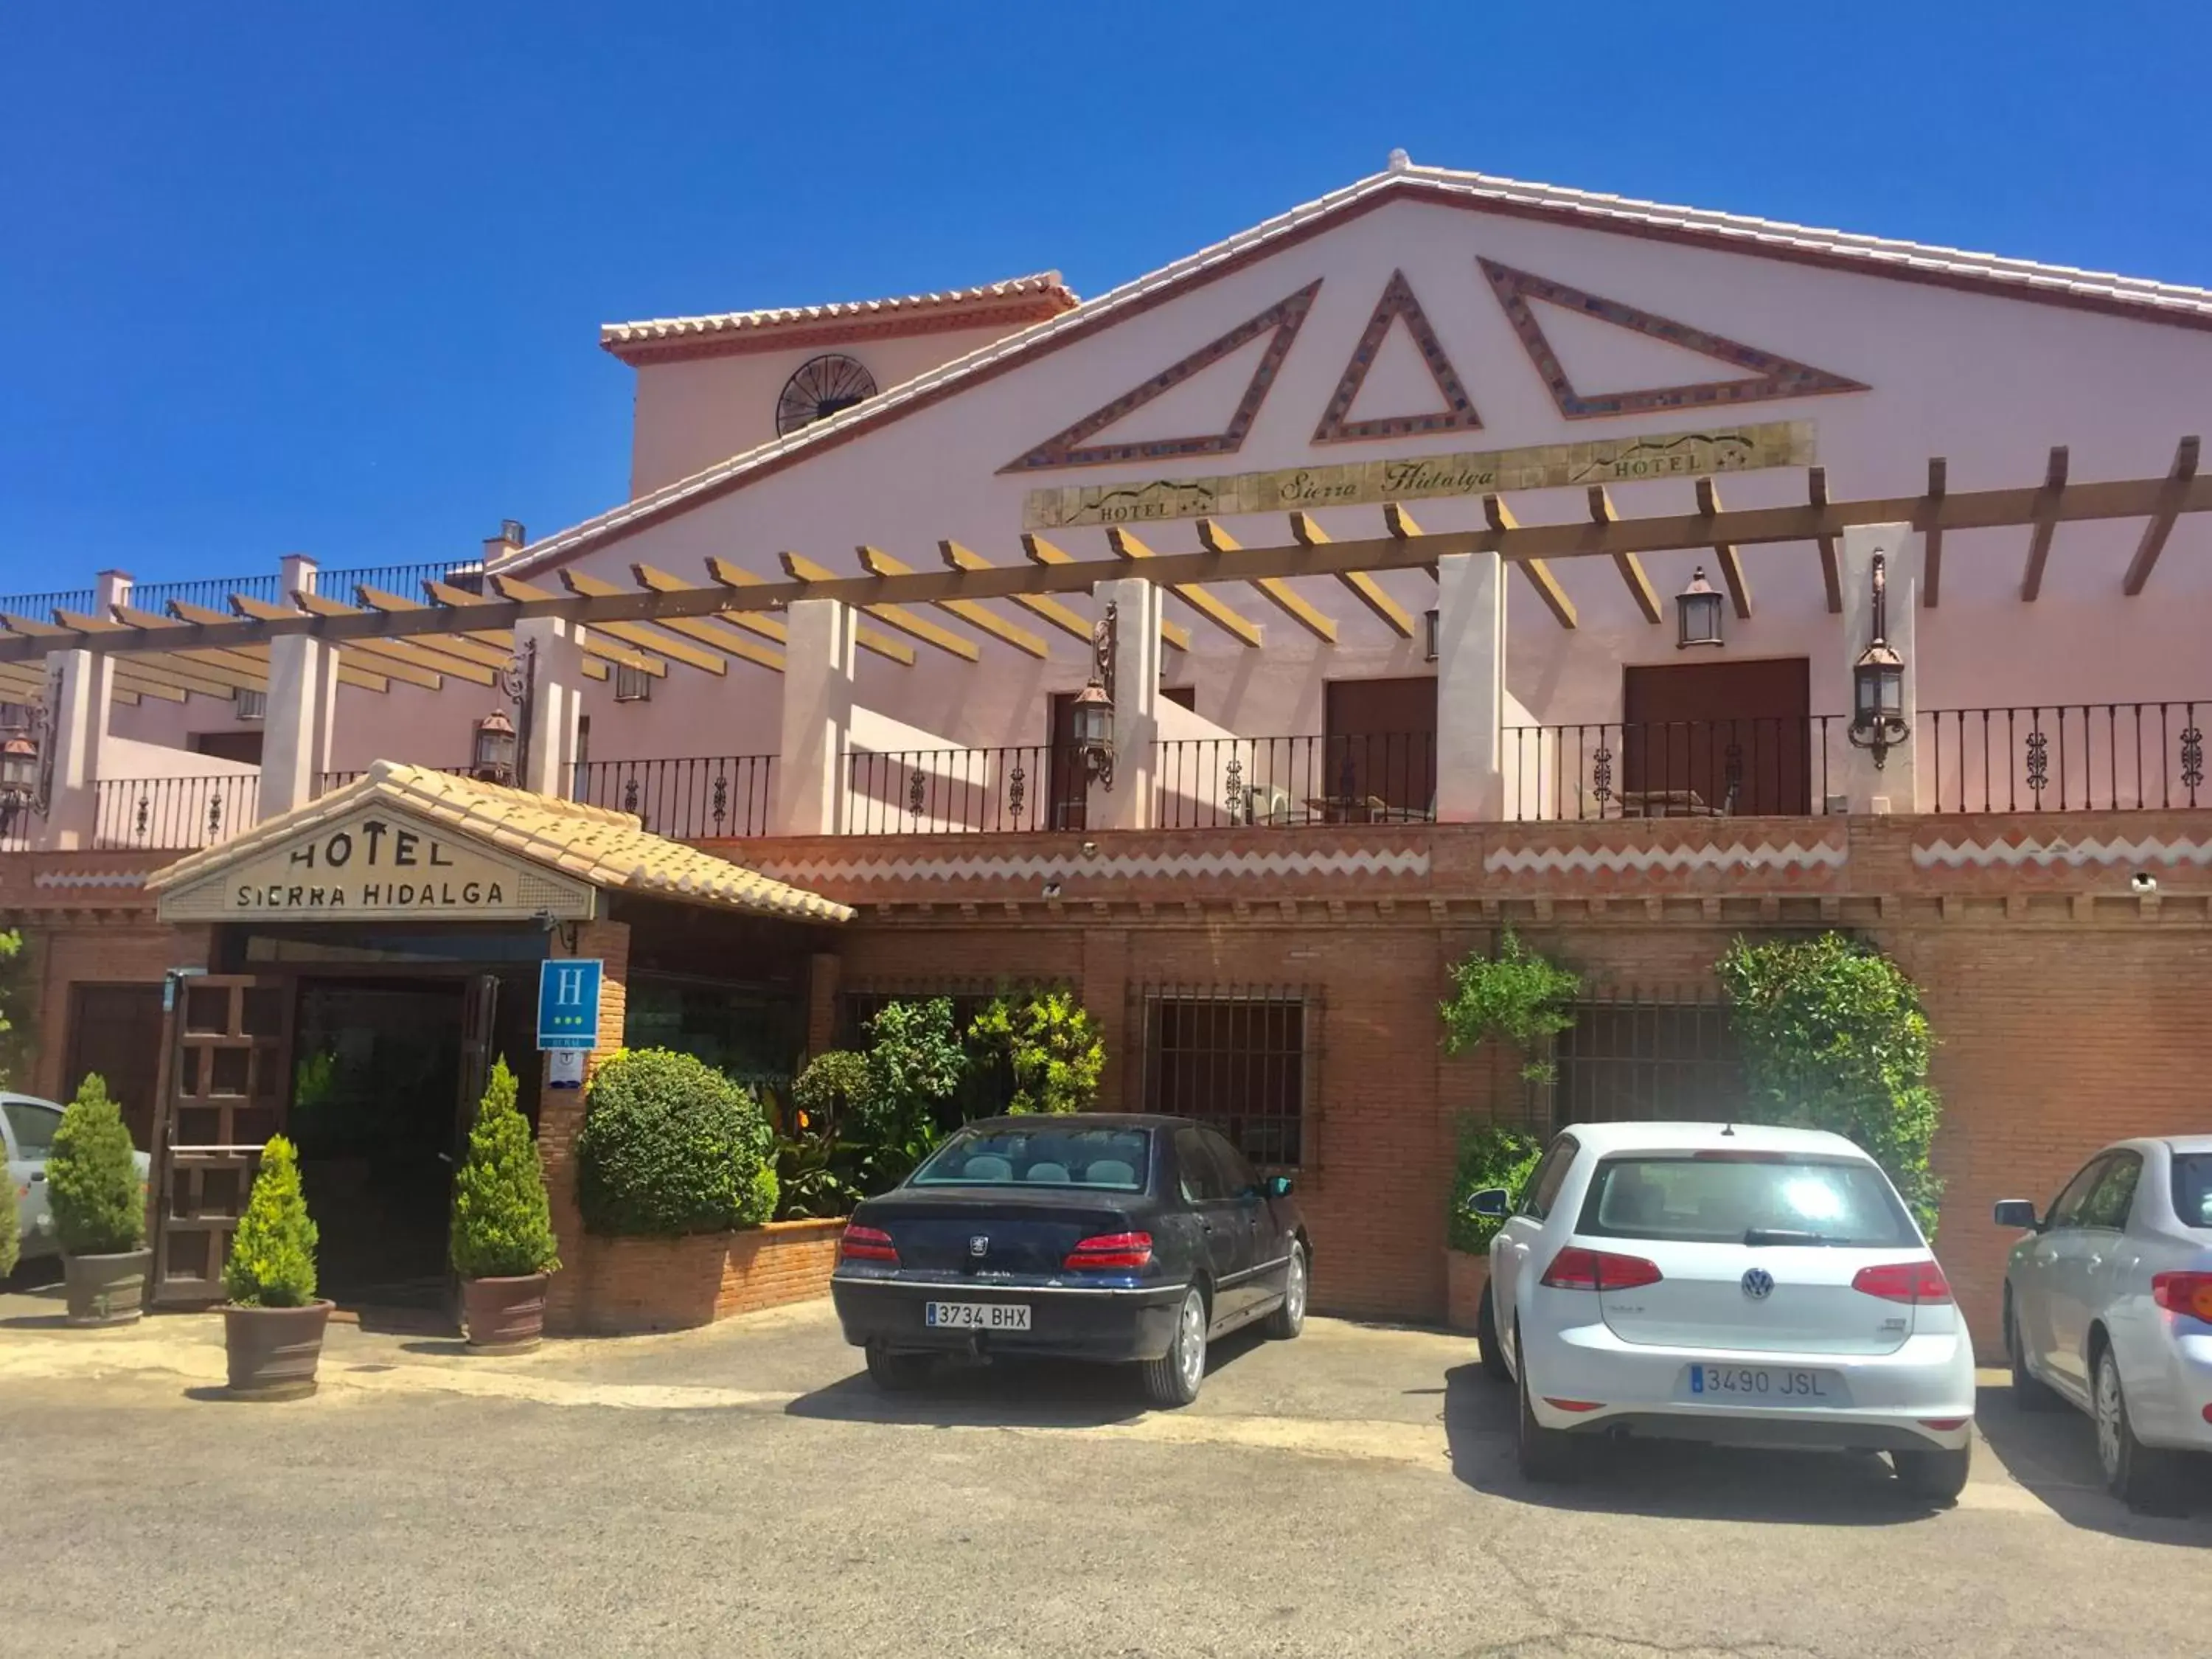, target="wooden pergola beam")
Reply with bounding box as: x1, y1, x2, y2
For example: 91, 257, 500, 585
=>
1105, 527, 1263, 647
7, 453, 2211, 666
1480, 498, 1577, 628
473, 575, 669, 678
1694, 478, 1753, 621
700, 558, 916, 666
2020, 445, 2070, 602
1195, 520, 1335, 644
778, 553, 980, 661
1581, 488, 1662, 624
1287, 513, 1414, 637
291, 589, 509, 683
631, 563, 789, 648
1923, 457, 1948, 607
165, 599, 392, 692
2122, 434, 2201, 596
102, 606, 275, 688
554, 571, 743, 675
857, 546, 1048, 658
939, 540, 1093, 644
1808, 467, 1844, 613
1019, 535, 1192, 653
349, 588, 516, 672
